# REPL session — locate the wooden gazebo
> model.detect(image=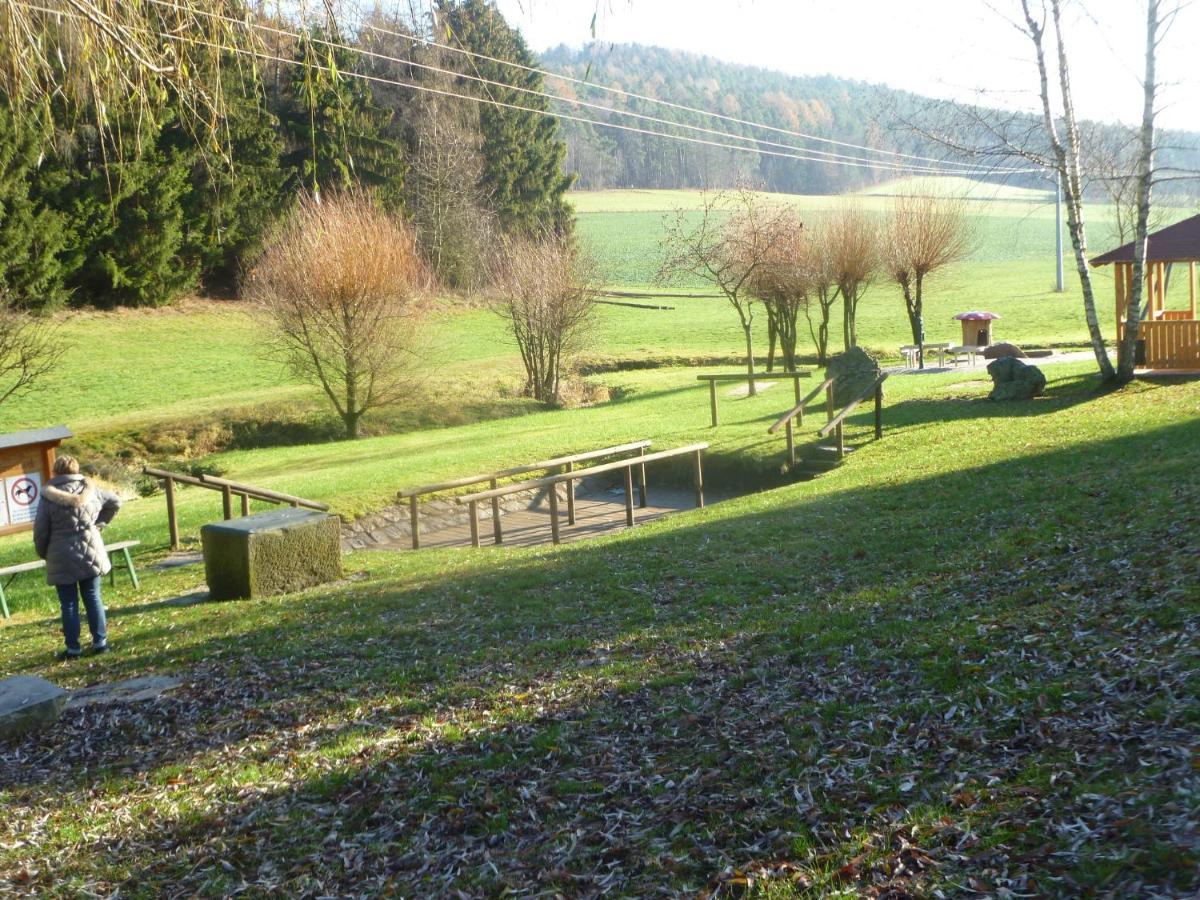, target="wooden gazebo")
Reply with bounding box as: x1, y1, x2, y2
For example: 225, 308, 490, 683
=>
1092, 214, 1200, 370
